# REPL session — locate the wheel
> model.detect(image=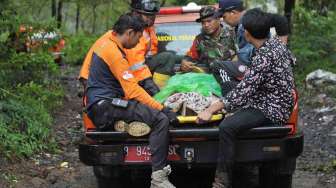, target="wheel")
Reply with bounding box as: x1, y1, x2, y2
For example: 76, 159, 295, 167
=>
259, 159, 295, 188
96, 177, 122, 188
275, 174, 293, 188
259, 170, 293, 188
93, 166, 121, 179
170, 167, 215, 188
93, 166, 123, 188
233, 163, 259, 188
